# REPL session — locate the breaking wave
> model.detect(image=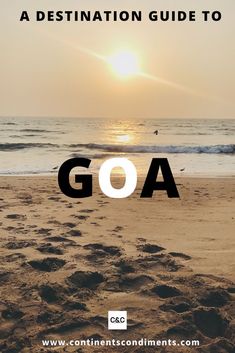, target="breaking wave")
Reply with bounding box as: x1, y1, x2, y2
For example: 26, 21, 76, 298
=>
0, 143, 59, 151
69, 143, 235, 155
0, 142, 234, 155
